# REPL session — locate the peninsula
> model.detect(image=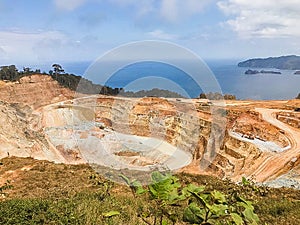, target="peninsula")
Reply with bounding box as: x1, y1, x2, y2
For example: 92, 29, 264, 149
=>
238, 55, 300, 70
